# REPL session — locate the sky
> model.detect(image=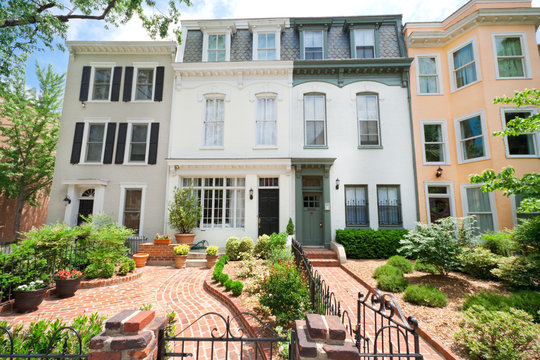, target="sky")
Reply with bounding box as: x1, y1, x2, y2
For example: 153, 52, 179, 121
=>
24, 0, 540, 88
